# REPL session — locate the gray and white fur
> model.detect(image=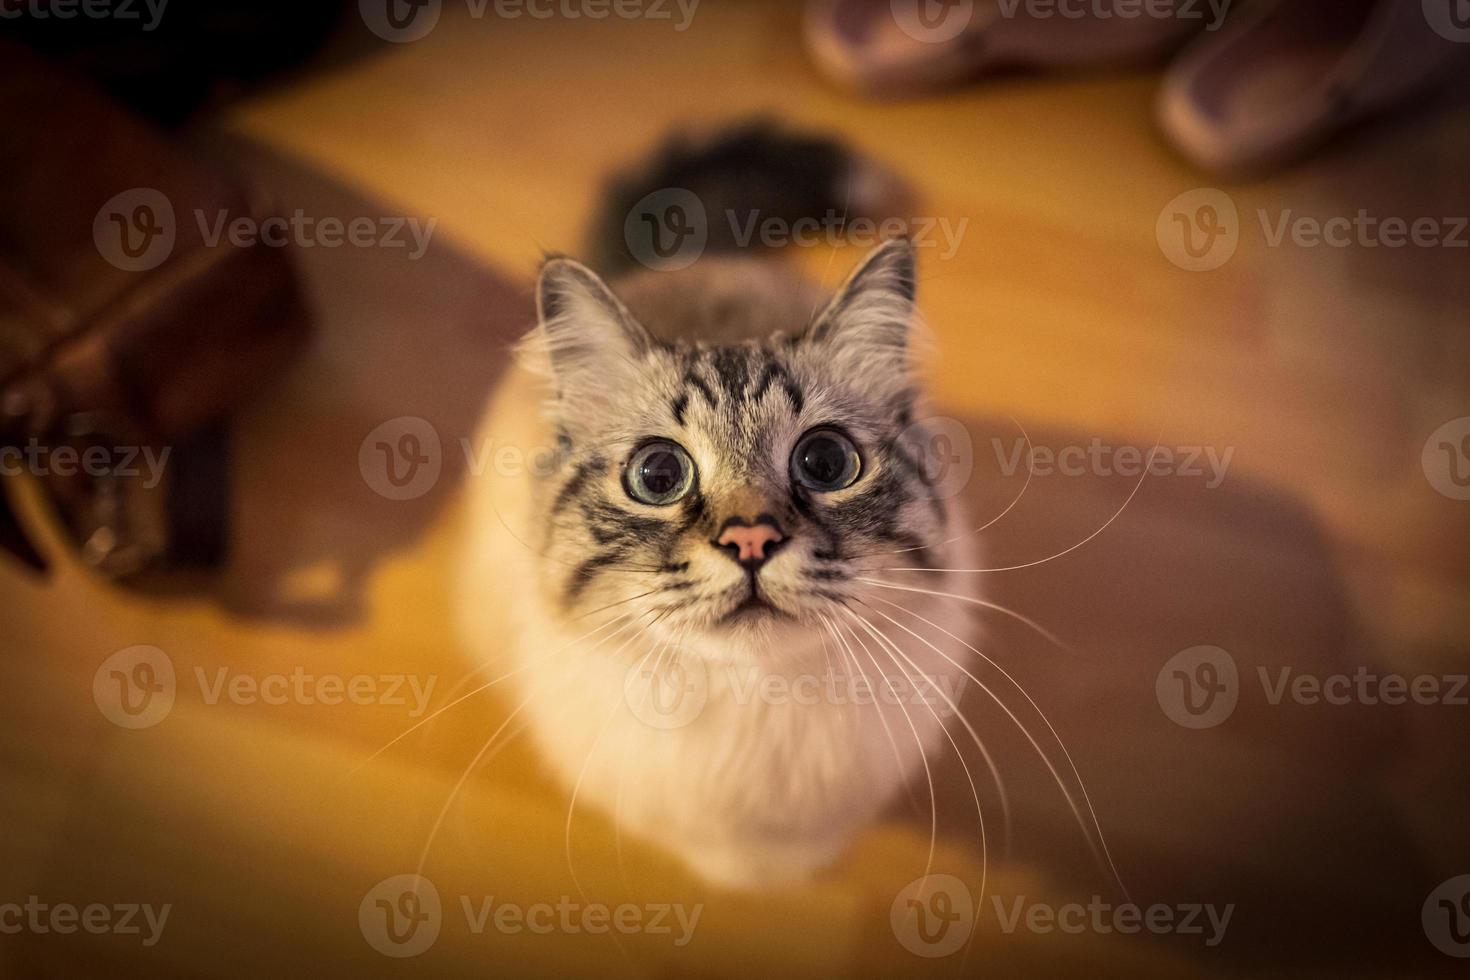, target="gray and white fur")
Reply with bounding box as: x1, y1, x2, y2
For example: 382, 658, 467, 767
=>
458, 125, 979, 888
